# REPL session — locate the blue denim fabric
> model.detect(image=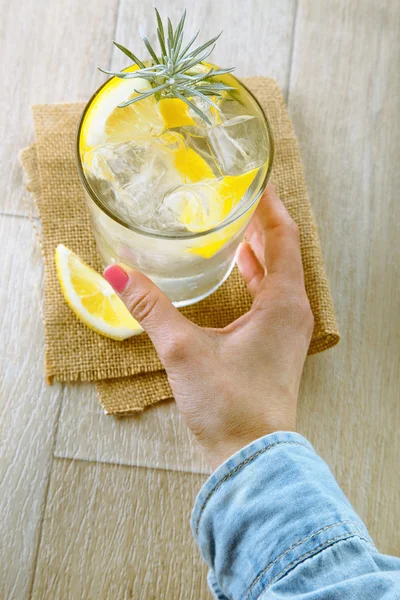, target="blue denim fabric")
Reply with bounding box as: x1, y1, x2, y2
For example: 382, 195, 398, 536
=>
191, 432, 400, 599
